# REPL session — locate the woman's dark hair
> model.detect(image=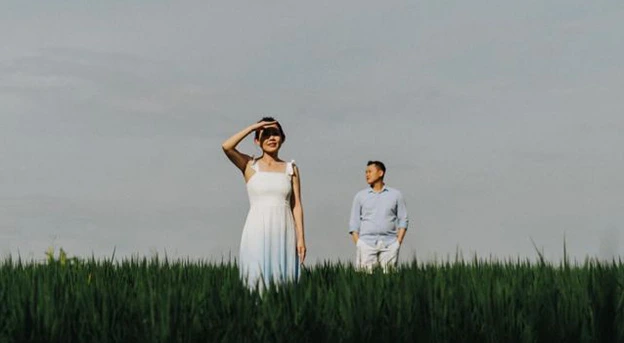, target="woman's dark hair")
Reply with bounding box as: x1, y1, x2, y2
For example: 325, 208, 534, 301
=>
254, 116, 286, 142
367, 160, 386, 173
